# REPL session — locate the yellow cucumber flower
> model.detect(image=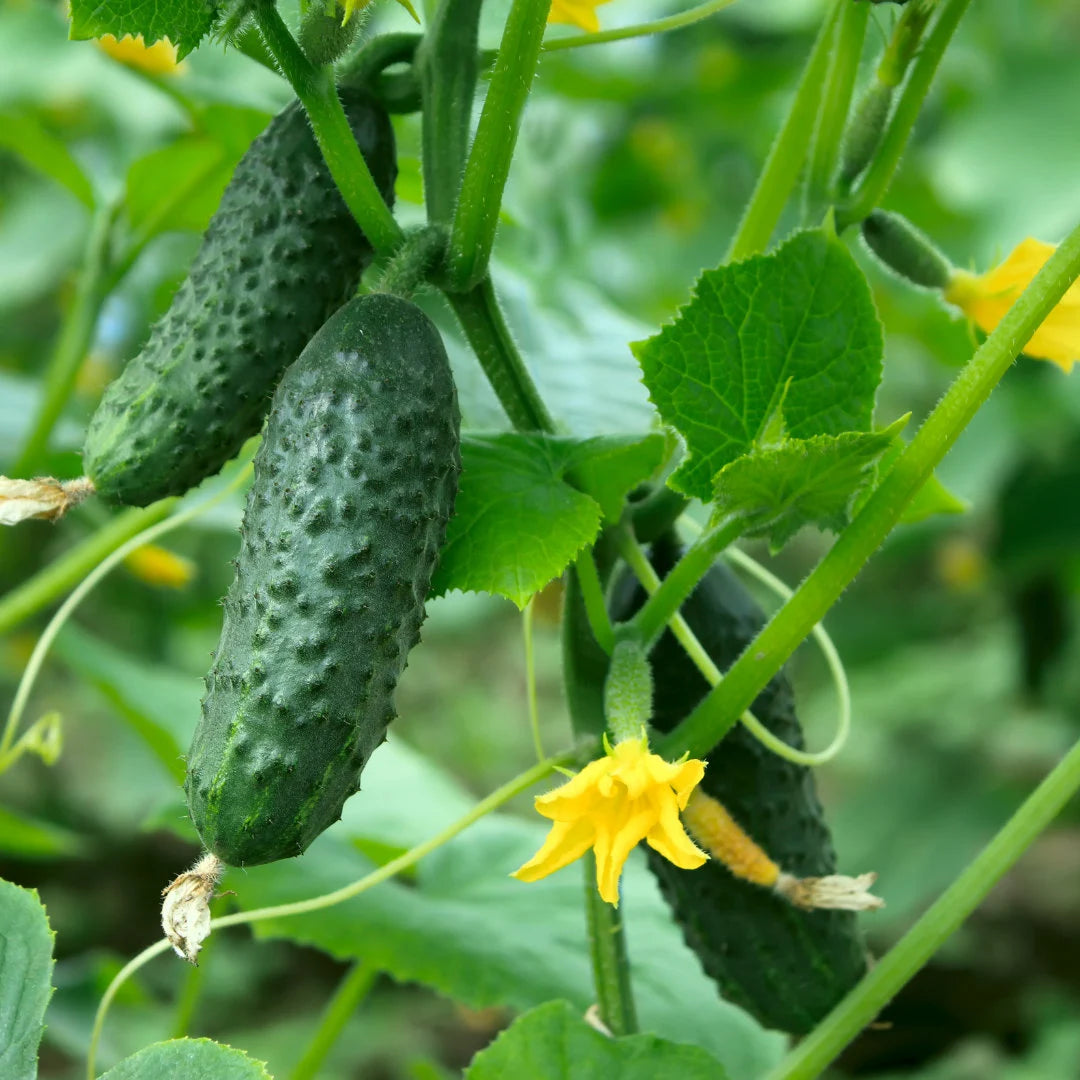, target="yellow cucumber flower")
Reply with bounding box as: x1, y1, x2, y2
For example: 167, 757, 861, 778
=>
125, 544, 197, 589
944, 238, 1080, 373
96, 34, 183, 76
513, 732, 707, 906
548, 0, 611, 34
